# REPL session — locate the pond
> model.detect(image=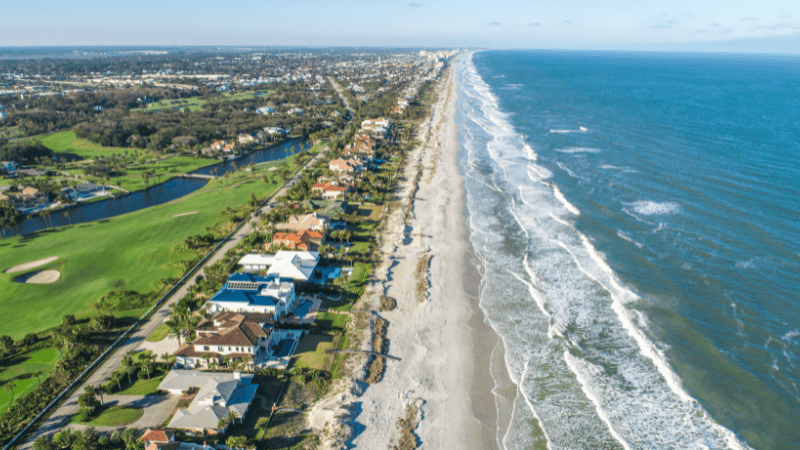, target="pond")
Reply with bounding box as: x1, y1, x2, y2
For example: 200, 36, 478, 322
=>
3, 139, 309, 237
